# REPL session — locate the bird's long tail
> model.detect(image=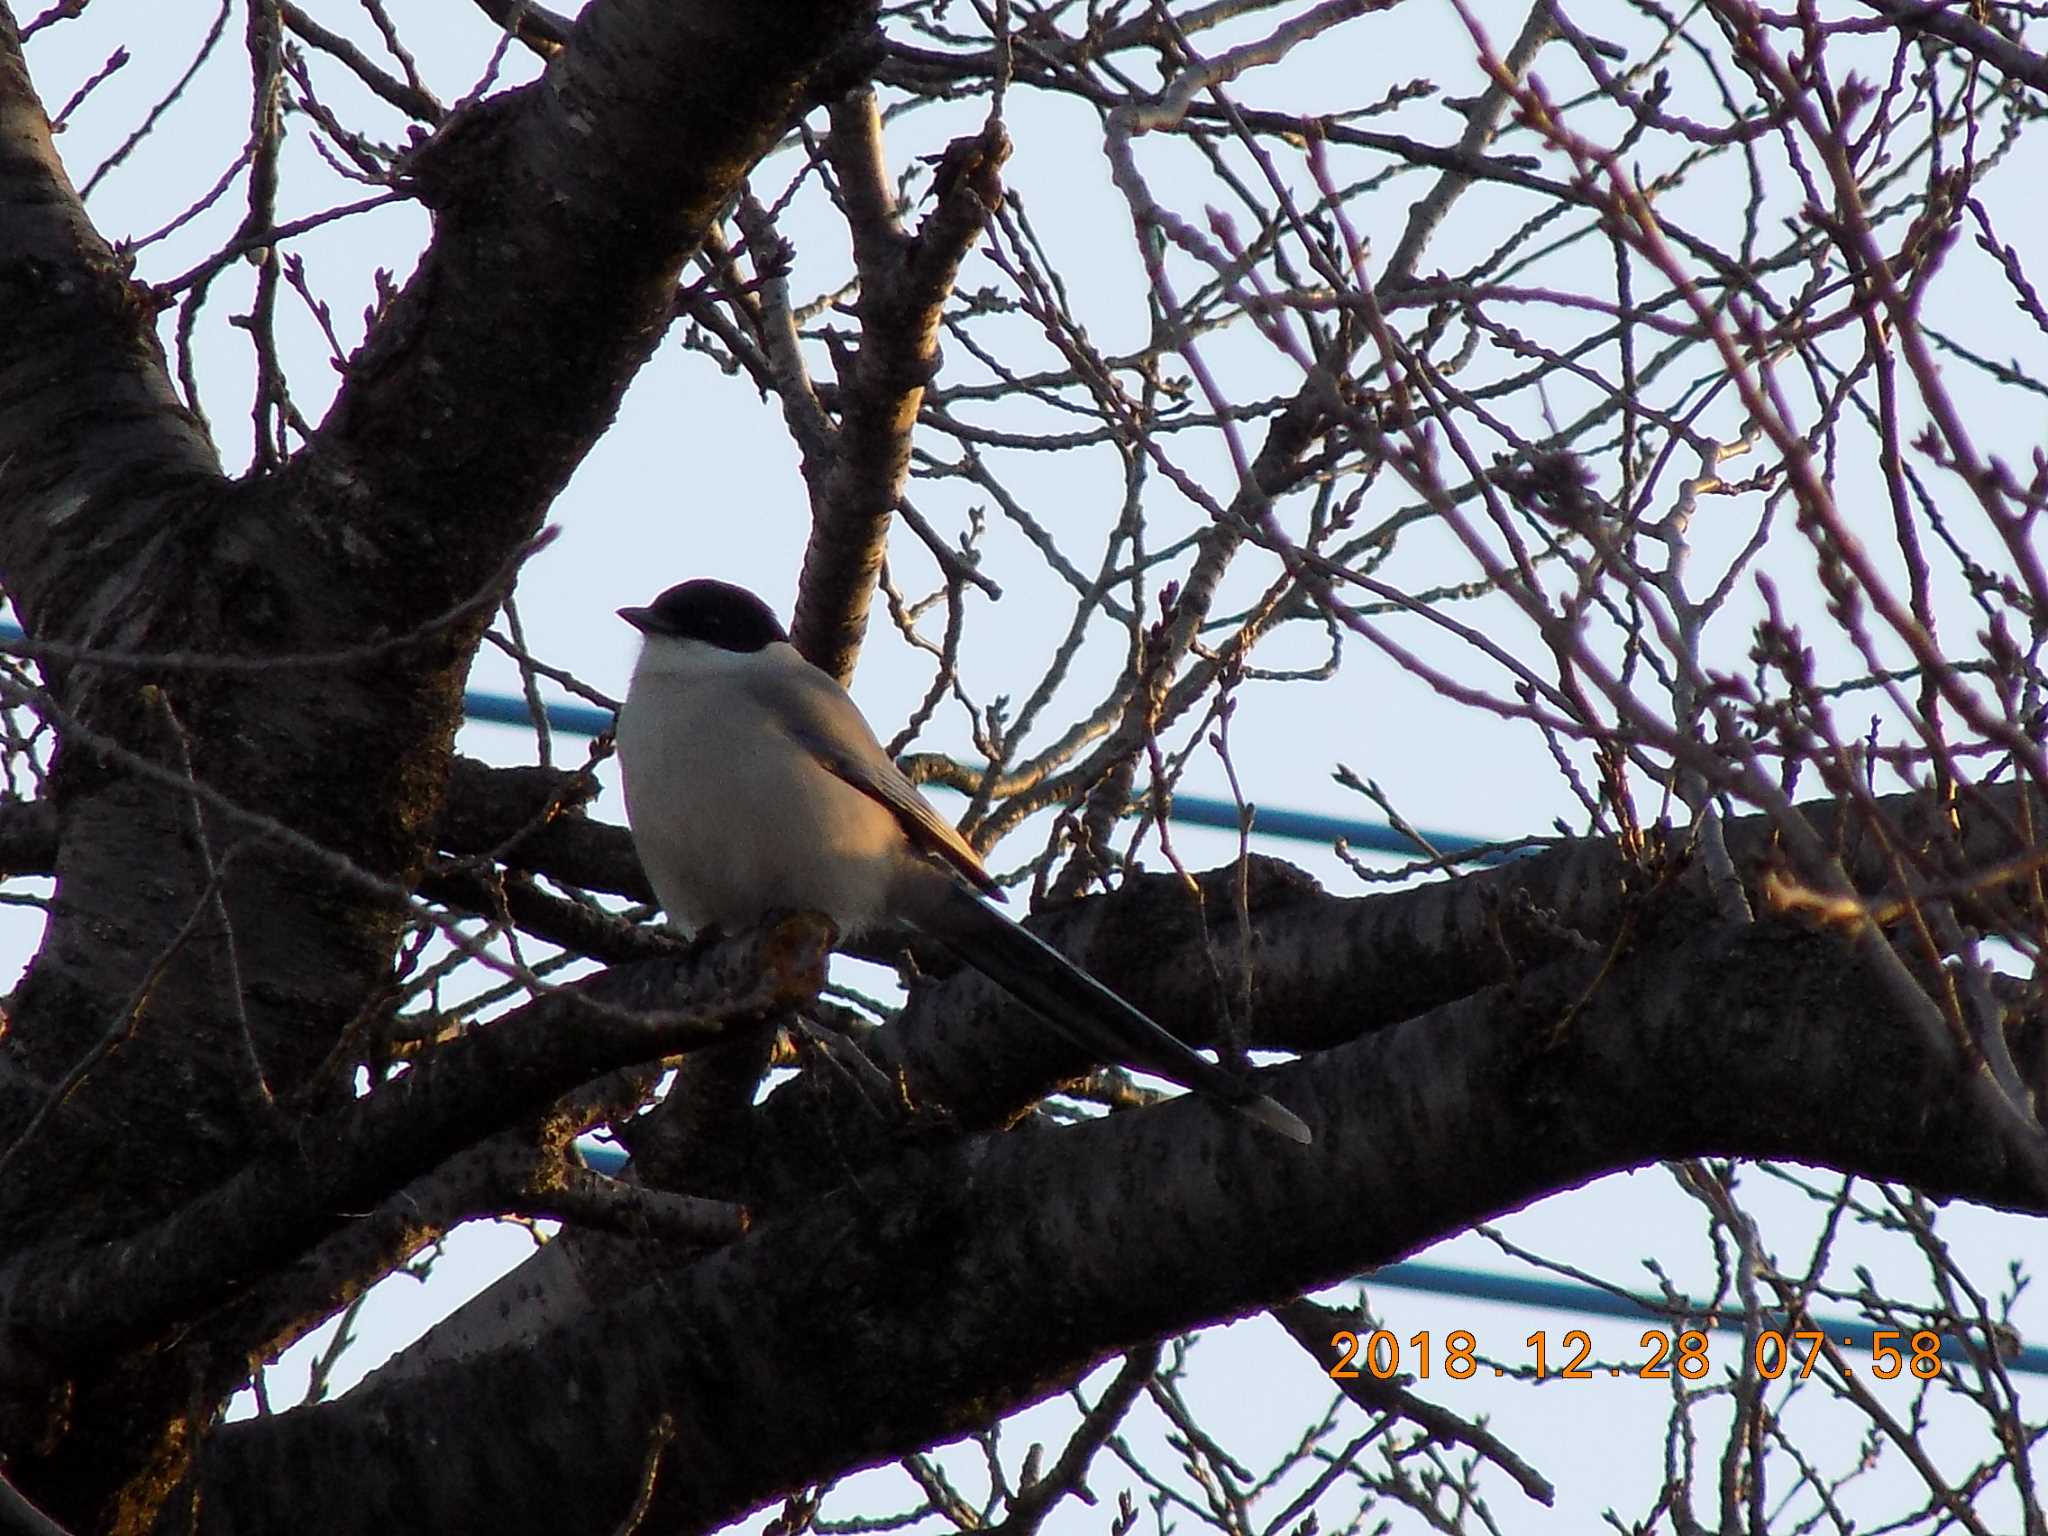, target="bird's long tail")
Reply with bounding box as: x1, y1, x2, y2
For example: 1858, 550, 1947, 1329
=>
919, 892, 1312, 1145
